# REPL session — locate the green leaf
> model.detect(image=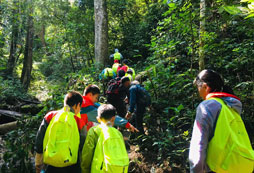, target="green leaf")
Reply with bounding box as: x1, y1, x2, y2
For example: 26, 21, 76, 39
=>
245, 12, 254, 18
223, 6, 241, 15
168, 3, 176, 8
